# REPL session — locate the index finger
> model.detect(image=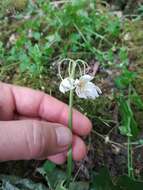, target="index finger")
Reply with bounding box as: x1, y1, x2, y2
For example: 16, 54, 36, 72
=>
0, 83, 92, 136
